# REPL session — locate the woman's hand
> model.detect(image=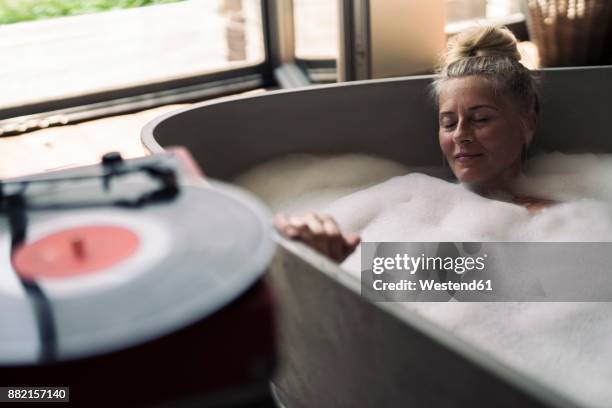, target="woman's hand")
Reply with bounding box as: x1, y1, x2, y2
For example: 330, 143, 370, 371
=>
274, 213, 360, 263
